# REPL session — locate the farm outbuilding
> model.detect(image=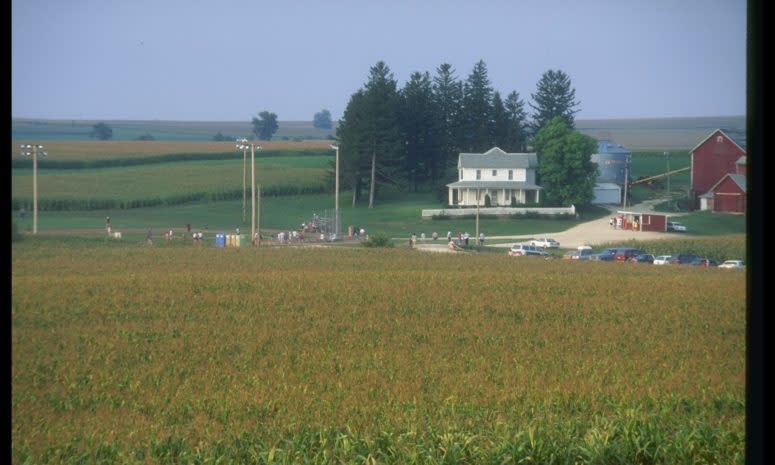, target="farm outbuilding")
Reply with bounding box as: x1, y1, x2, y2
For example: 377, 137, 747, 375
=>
703, 173, 746, 213
690, 129, 746, 210
615, 211, 668, 232
591, 139, 631, 185
592, 183, 621, 204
